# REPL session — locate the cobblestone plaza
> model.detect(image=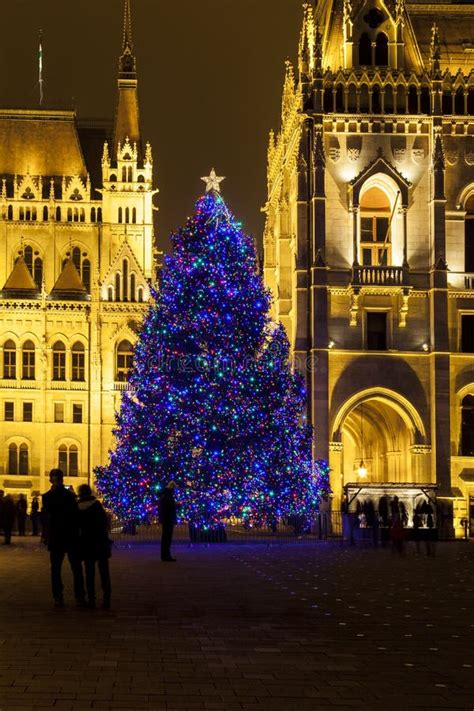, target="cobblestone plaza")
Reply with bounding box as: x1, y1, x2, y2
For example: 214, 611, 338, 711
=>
0, 540, 473, 710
